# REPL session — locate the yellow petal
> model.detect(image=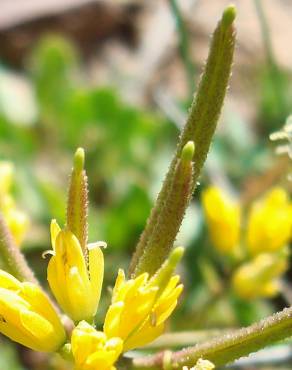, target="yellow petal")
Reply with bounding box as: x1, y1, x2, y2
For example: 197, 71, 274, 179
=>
87, 336, 123, 369
118, 288, 157, 340
20, 310, 57, 351
50, 219, 61, 250
159, 275, 180, 299
72, 322, 122, 370
7, 209, 29, 246
56, 230, 88, 280
0, 318, 40, 351
20, 282, 65, 337
202, 187, 241, 254
0, 286, 64, 352
112, 269, 125, 302
104, 302, 124, 338
155, 285, 183, 326
88, 245, 104, 312
246, 187, 292, 255
47, 255, 71, 314
72, 321, 102, 366
66, 266, 92, 321
49, 229, 97, 322
0, 270, 22, 291
124, 322, 164, 352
